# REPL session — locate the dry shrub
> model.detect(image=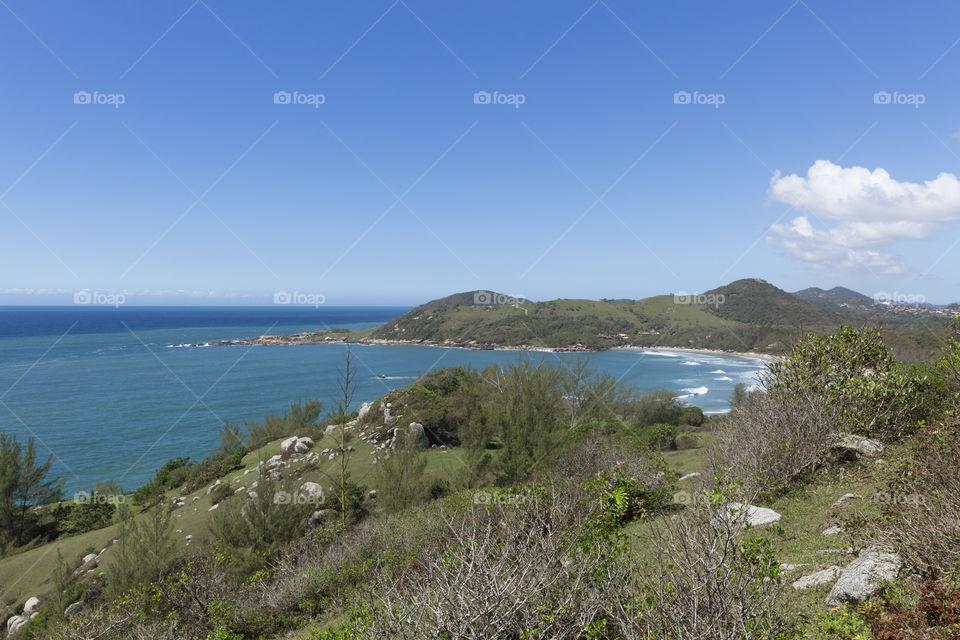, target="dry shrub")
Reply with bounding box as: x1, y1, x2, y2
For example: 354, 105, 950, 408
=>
355, 482, 619, 639
863, 579, 960, 639
882, 417, 960, 578
708, 387, 839, 499
609, 485, 791, 640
